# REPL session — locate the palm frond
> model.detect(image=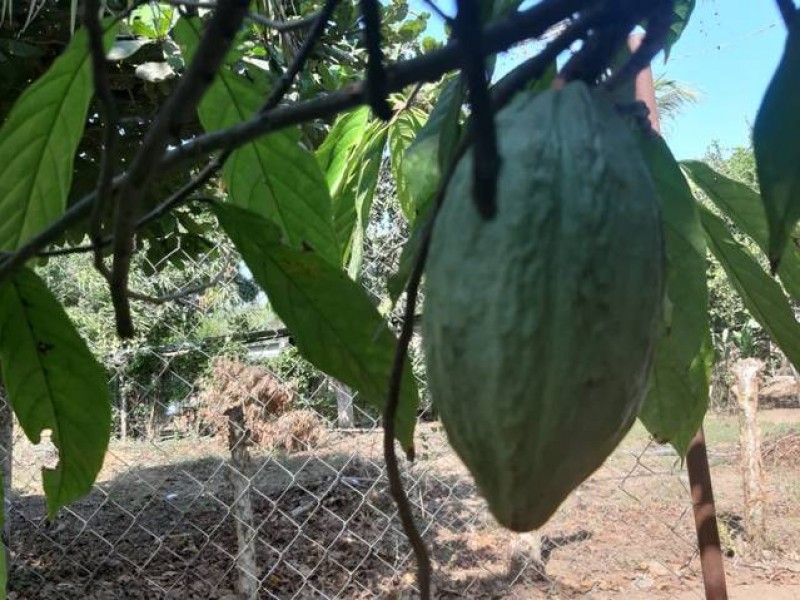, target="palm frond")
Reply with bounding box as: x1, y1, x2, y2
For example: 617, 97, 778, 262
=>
654, 75, 701, 124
